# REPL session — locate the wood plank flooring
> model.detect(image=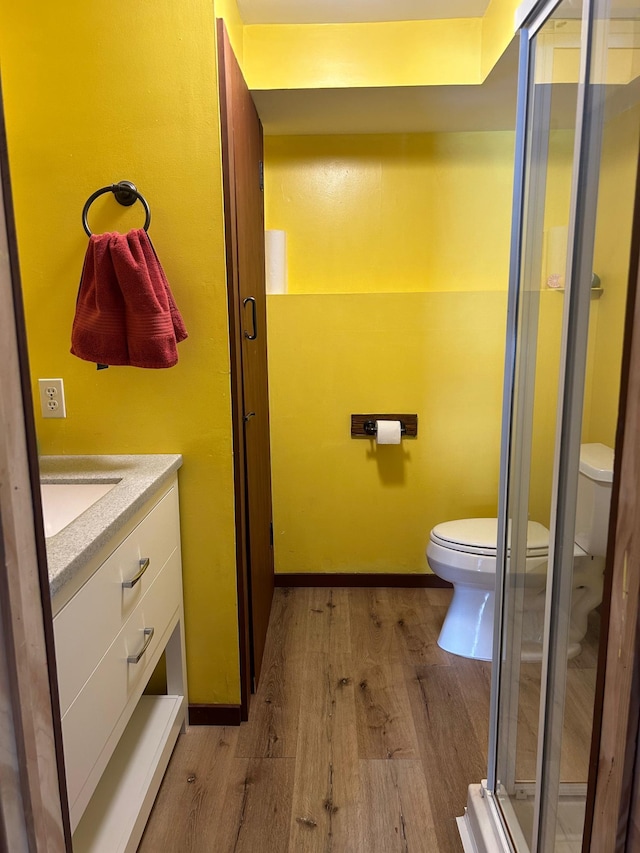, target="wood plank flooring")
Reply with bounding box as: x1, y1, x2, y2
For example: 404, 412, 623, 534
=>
138, 587, 598, 852
139, 589, 480, 851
